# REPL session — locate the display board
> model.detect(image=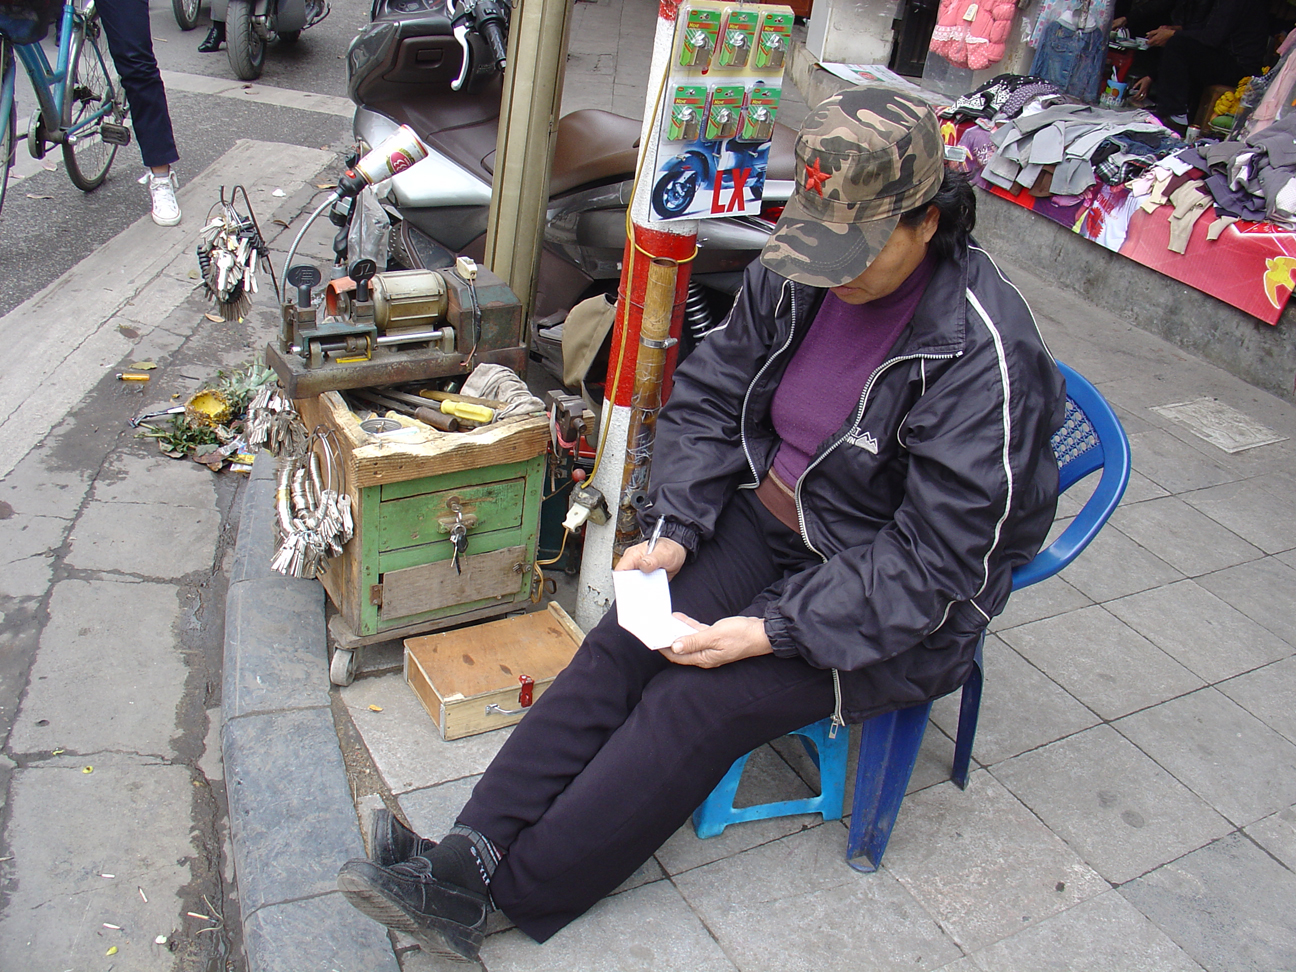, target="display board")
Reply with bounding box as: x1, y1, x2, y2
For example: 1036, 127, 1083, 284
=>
648, 1, 794, 221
